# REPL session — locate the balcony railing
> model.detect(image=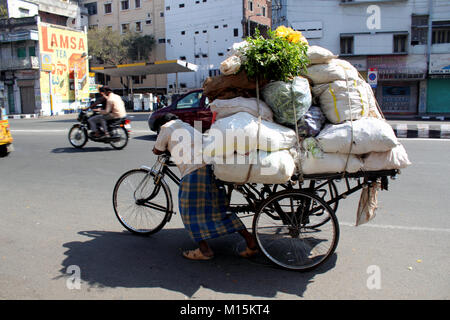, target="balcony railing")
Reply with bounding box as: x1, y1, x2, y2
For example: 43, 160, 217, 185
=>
0, 56, 40, 71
